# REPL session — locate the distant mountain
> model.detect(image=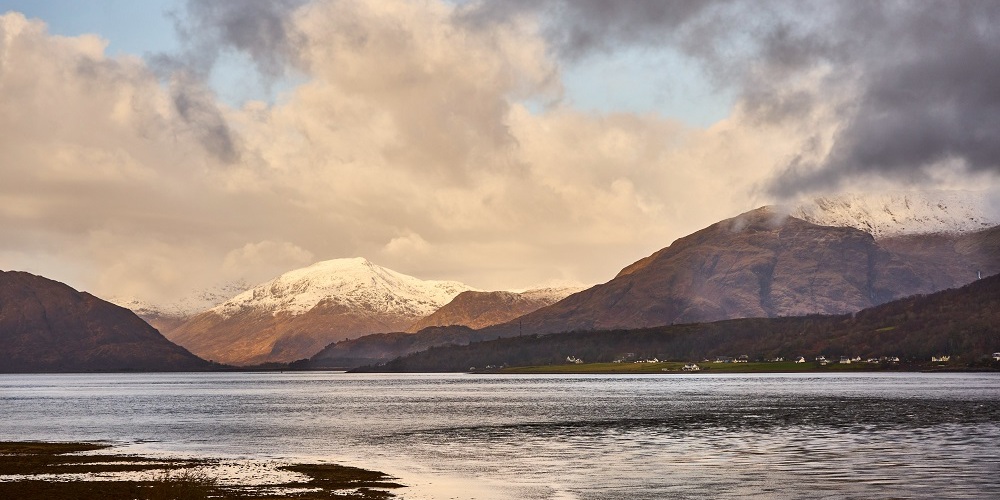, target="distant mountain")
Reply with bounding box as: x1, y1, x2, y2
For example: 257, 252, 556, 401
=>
366, 272, 1000, 372
0, 271, 212, 372
308, 326, 480, 369
310, 209, 997, 369
791, 191, 997, 239
481, 207, 999, 338
165, 258, 475, 365
406, 286, 584, 332
109, 279, 250, 334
